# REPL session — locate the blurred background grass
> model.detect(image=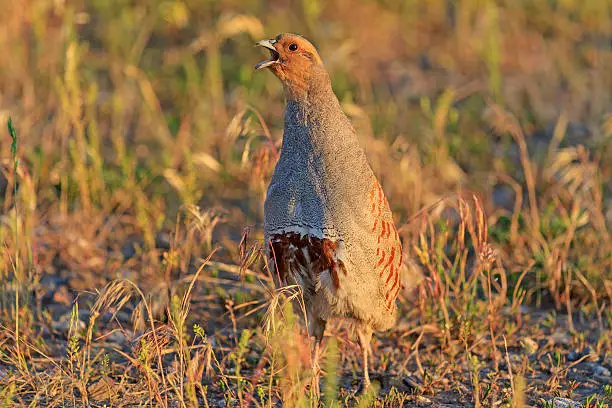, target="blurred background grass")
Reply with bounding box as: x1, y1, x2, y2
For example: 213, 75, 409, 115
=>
0, 0, 611, 405
2, 0, 610, 295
